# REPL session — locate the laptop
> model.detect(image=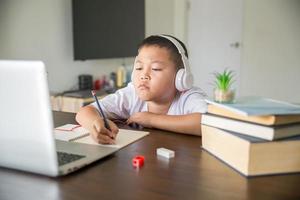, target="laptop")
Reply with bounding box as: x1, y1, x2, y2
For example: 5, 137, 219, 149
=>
0, 60, 118, 176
